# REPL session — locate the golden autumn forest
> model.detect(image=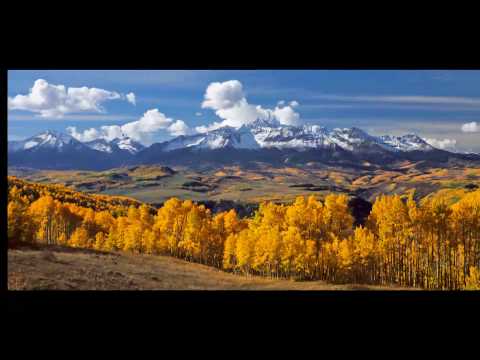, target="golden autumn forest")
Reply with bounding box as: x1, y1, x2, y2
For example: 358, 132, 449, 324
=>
7, 176, 480, 290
